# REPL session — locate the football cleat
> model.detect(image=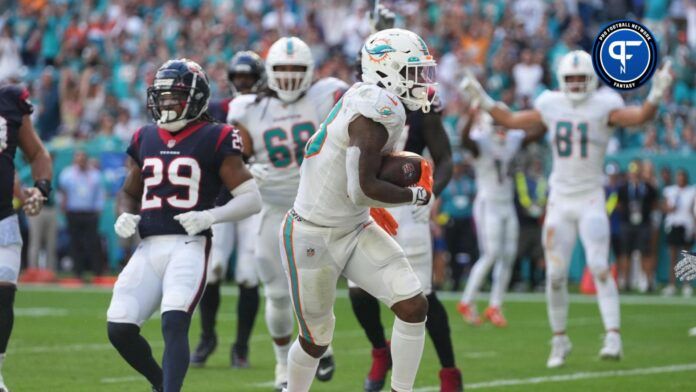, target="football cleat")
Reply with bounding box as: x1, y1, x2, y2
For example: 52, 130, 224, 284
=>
190, 335, 217, 367
274, 363, 288, 392
599, 331, 623, 360
151, 386, 163, 392
456, 302, 482, 326
547, 335, 572, 368
483, 306, 508, 328
231, 344, 249, 369
315, 353, 335, 382
364, 344, 391, 392
439, 367, 463, 392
